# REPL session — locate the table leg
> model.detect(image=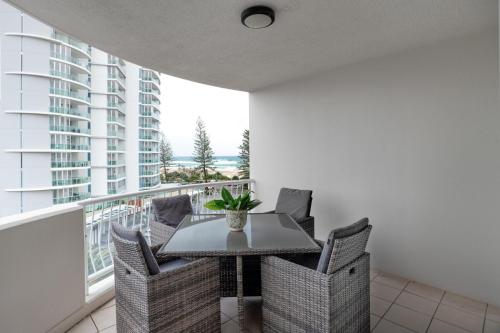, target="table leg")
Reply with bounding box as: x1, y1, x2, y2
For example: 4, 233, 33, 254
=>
236, 255, 245, 331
